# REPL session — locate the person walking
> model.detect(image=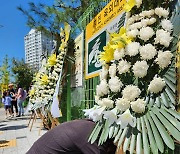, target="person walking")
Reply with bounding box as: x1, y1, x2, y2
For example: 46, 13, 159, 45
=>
8, 83, 18, 117
2, 91, 12, 118
17, 85, 27, 117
